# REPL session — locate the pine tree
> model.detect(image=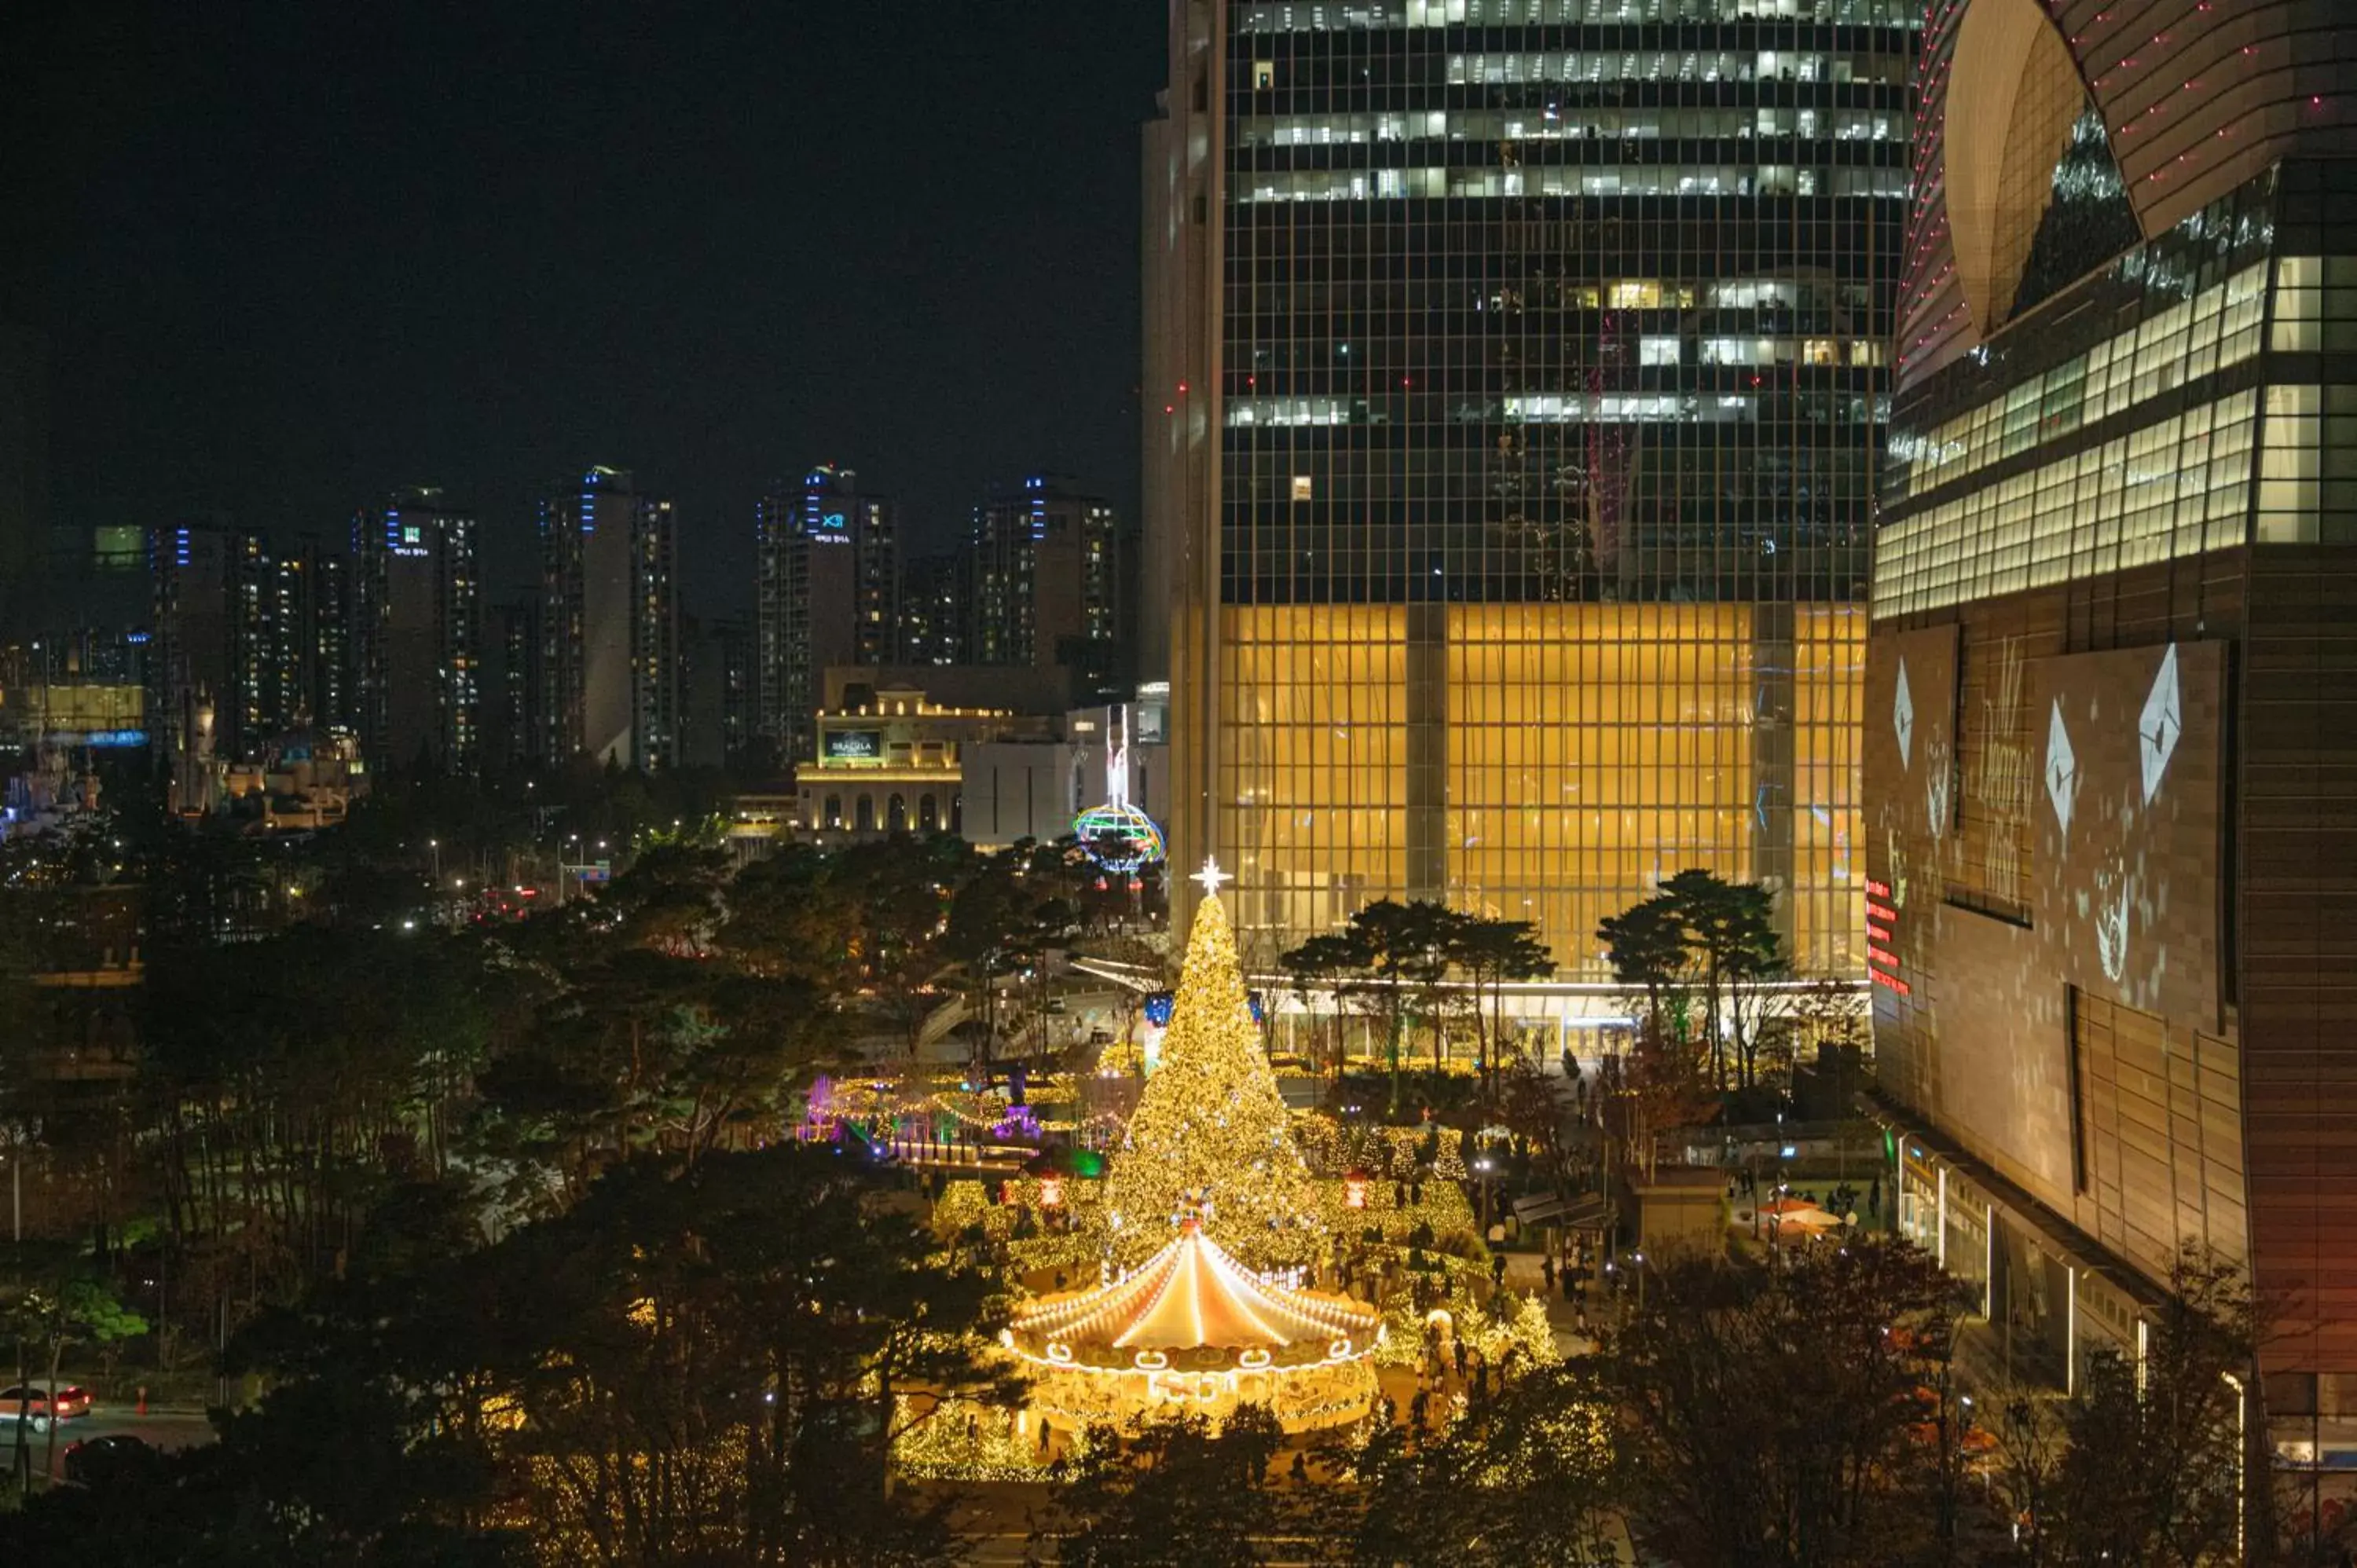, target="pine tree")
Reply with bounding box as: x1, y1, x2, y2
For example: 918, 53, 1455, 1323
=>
1102, 887, 1326, 1270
